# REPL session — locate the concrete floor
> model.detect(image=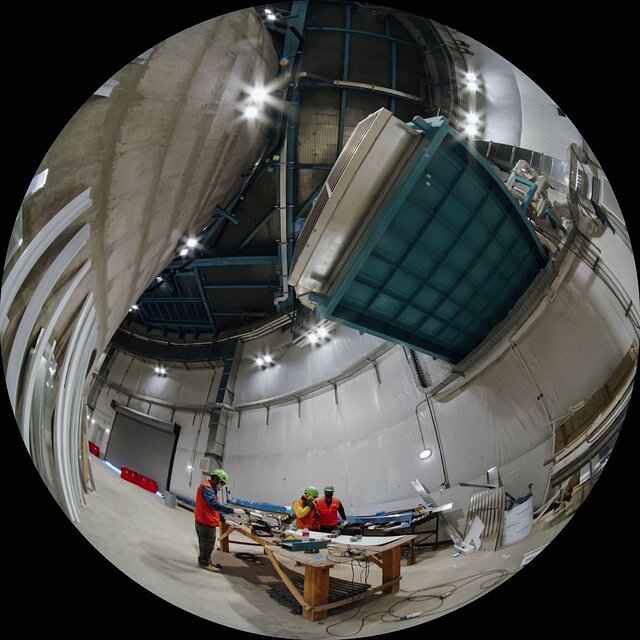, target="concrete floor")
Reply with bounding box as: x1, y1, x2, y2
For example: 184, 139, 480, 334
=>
70, 455, 575, 638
